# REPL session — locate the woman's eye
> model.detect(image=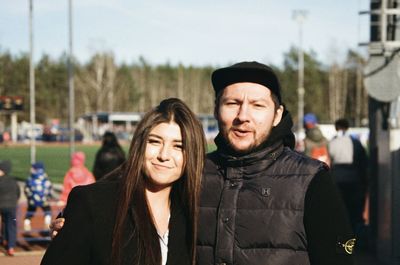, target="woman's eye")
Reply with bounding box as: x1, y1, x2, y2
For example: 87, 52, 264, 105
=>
175, 144, 183, 150
148, 139, 161, 144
